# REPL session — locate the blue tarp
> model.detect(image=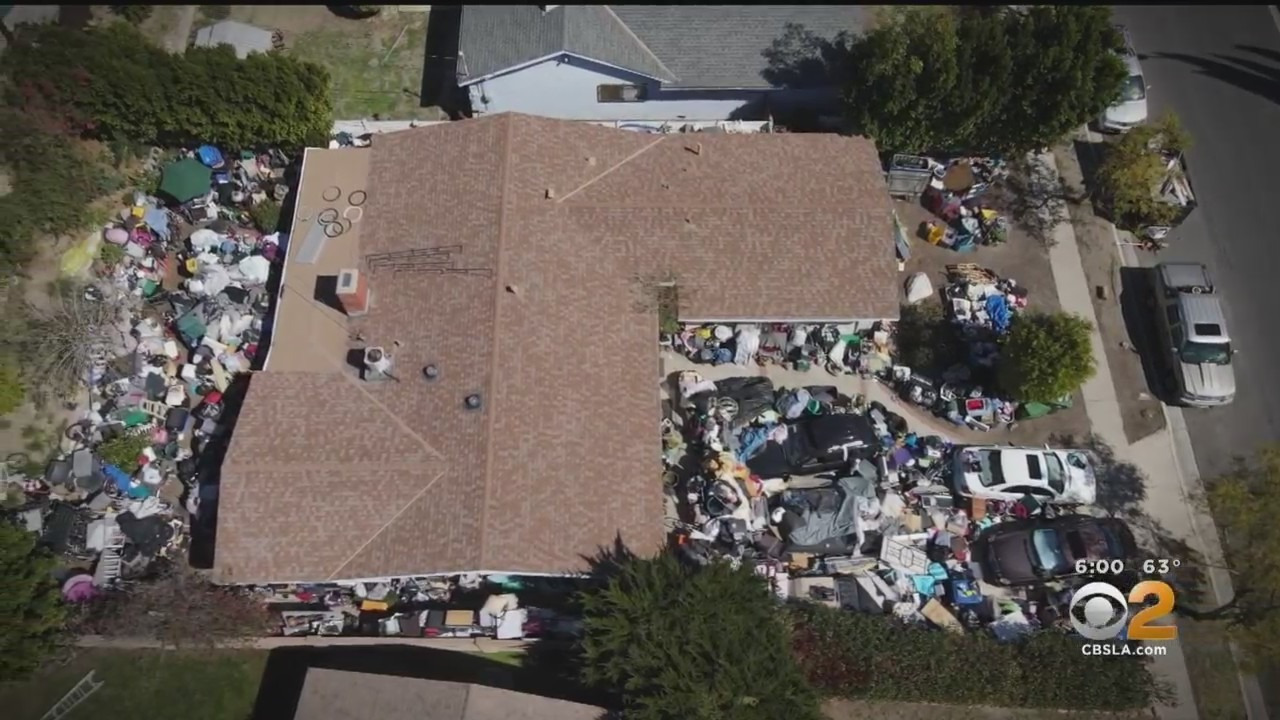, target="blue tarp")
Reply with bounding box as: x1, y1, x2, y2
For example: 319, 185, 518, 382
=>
143, 207, 170, 241
197, 145, 226, 169
985, 294, 1012, 334
104, 463, 150, 499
